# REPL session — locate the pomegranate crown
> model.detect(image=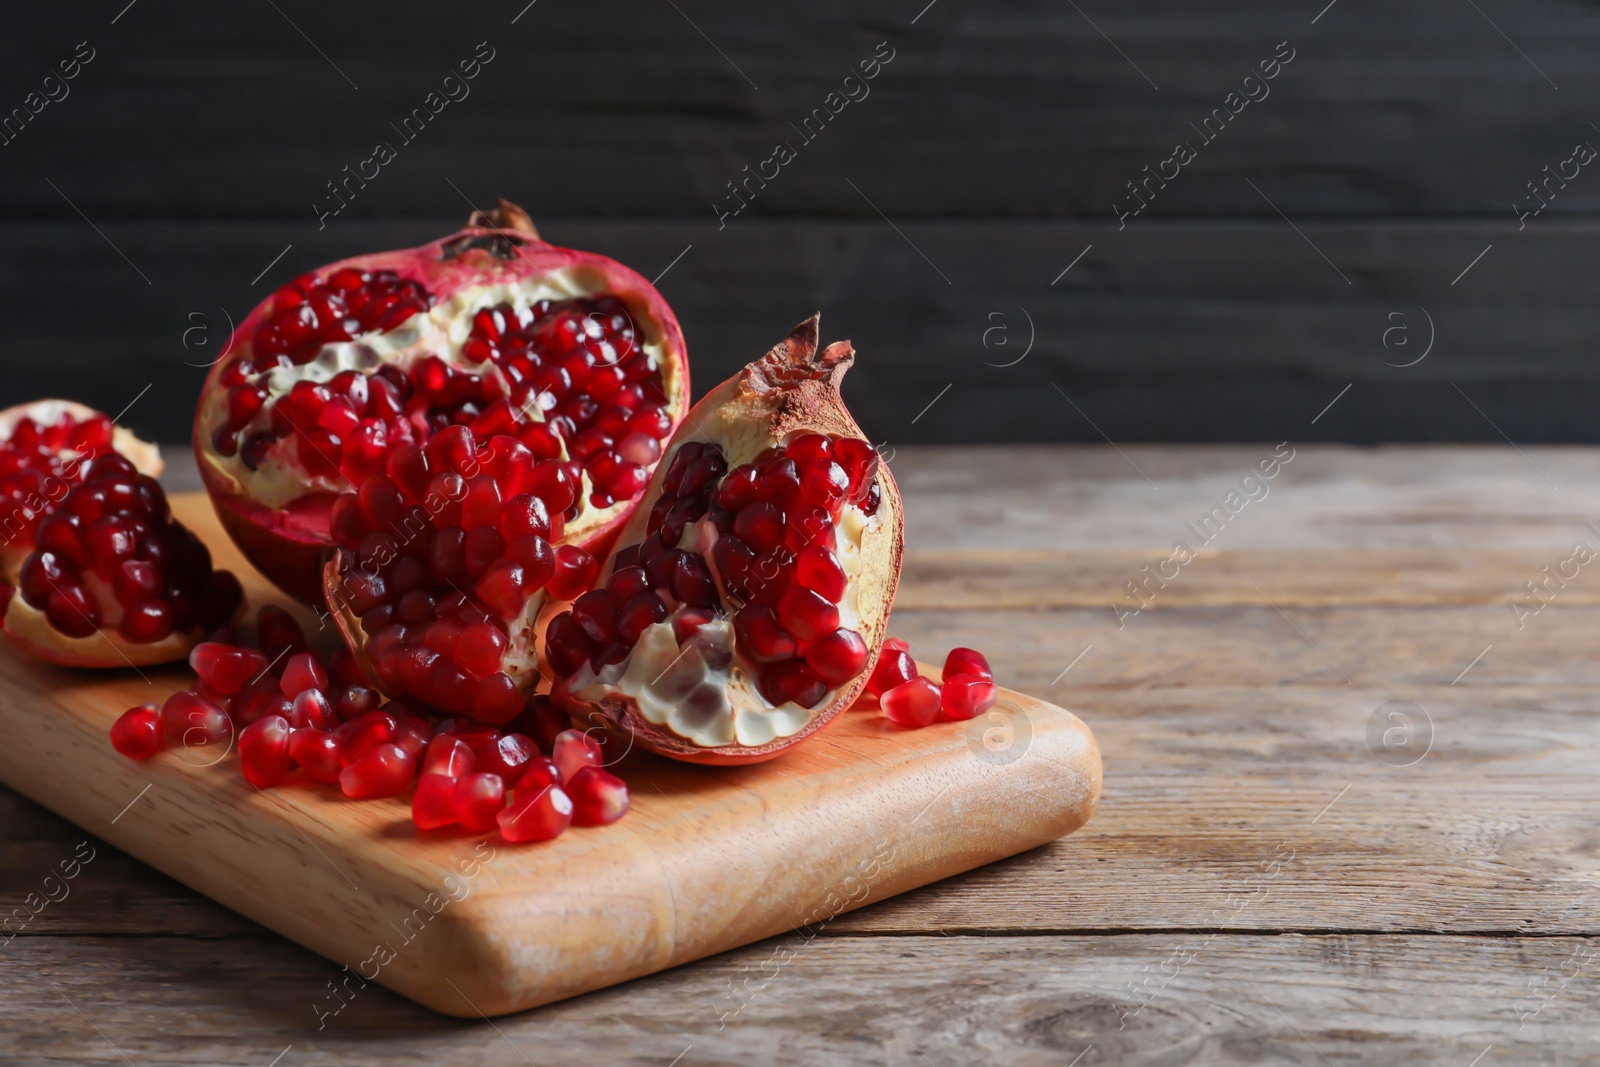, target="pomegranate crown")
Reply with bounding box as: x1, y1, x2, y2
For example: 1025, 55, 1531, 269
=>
747, 313, 854, 394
